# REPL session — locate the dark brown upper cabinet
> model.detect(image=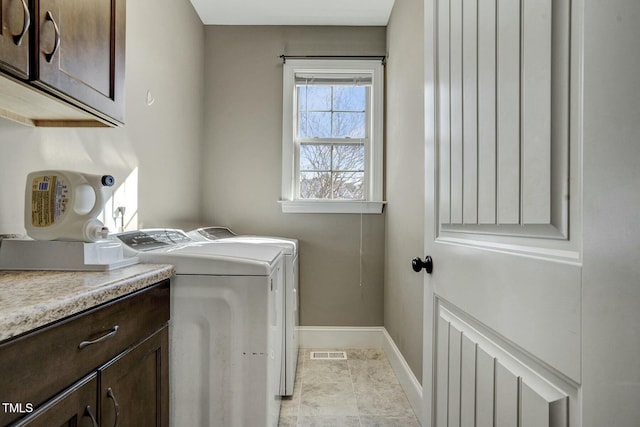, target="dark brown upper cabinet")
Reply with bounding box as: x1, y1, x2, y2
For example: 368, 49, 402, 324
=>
0, 0, 31, 79
0, 0, 125, 127
33, 0, 125, 124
